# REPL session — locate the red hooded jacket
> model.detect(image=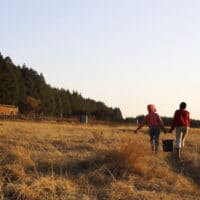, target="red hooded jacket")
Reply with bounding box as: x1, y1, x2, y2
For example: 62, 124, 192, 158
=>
142, 104, 164, 128
171, 109, 190, 129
